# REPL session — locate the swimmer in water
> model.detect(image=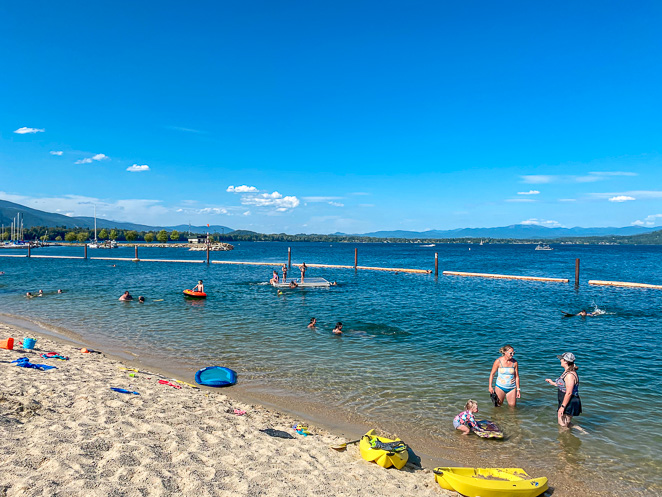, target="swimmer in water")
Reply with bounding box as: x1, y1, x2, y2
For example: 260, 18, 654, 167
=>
576, 309, 596, 317
332, 322, 343, 335
26, 292, 34, 298
308, 317, 317, 329
119, 291, 133, 301
138, 296, 145, 303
